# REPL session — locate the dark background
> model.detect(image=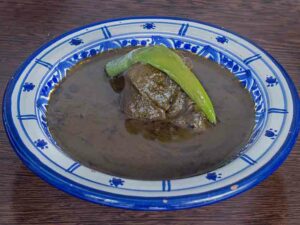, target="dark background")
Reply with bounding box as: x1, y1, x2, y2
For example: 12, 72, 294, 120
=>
0, 0, 299, 224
